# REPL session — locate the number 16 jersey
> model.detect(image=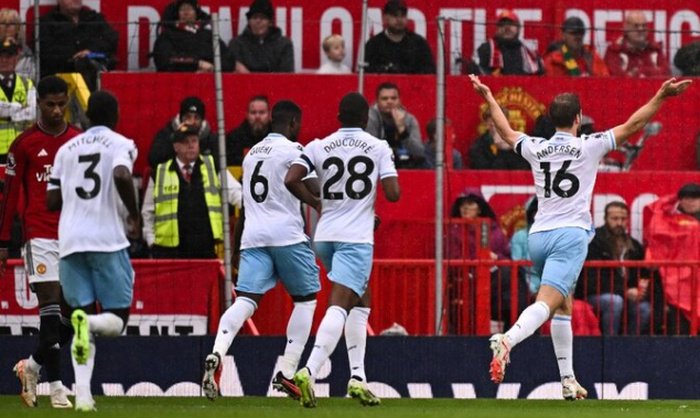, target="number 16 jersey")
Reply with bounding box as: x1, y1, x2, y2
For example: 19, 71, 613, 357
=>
295, 128, 397, 244
515, 130, 616, 234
